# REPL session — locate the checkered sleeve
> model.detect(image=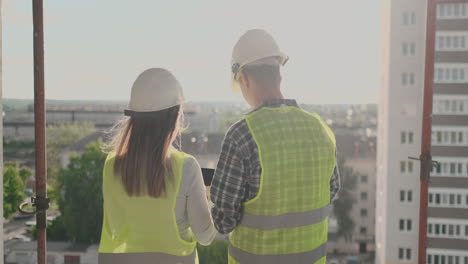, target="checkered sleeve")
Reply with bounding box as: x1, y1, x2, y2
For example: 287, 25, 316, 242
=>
330, 164, 341, 202
210, 122, 248, 234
